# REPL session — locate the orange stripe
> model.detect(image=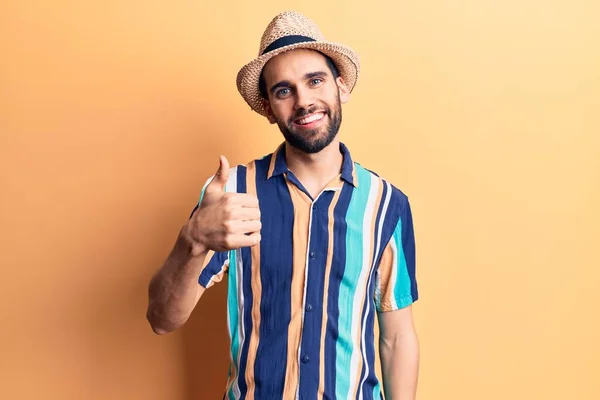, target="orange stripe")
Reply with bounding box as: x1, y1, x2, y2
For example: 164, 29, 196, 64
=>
244, 161, 262, 400
350, 179, 384, 398
225, 362, 238, 398
317, 188, 342, 399
282, 178, 312, 398
199, 250, 215, 273
266, 143, 281, 179
351, 163, 359, 187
